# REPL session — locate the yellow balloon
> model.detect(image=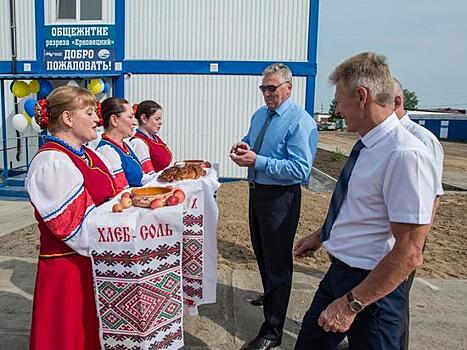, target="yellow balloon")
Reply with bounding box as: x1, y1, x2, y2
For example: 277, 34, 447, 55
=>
88, 79, 104, 95
29, 80, 40, 94
11, 81, 31, 98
